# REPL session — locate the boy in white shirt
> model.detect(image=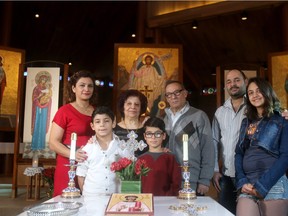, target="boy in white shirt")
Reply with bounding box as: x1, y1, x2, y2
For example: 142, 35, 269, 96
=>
76, 106, 131, 196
